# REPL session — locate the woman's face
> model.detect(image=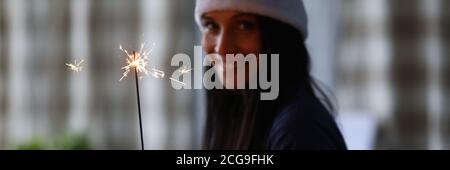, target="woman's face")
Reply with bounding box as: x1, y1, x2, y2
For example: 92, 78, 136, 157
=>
200, 11, 262, 89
